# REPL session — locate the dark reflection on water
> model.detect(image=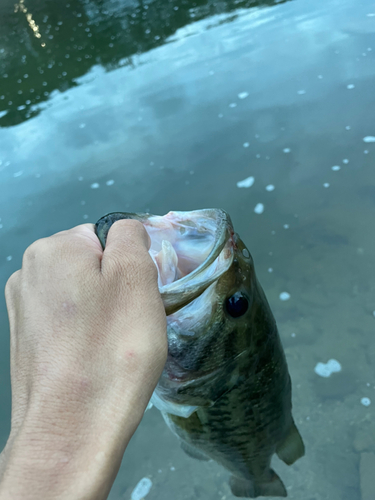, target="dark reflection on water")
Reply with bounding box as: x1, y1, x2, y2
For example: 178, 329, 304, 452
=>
0, 0, 290, 127
1, 0, 375, 497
